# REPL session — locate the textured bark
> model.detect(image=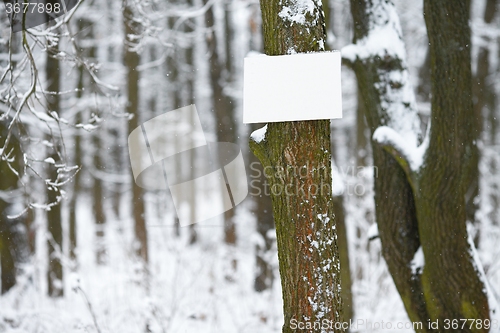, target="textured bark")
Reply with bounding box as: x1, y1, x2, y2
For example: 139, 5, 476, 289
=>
250, 1, 344, 331
46, 33, 64, 298
68, 17, 94, 266
93, 128, 106, 264
418, 0, 489, 326
346, 1, 429, 328
124, 2, 148, 263
250, 125, 275, 292
323, 1, 354, 323
346, 0, 490, 331
246, 9, 275, 293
